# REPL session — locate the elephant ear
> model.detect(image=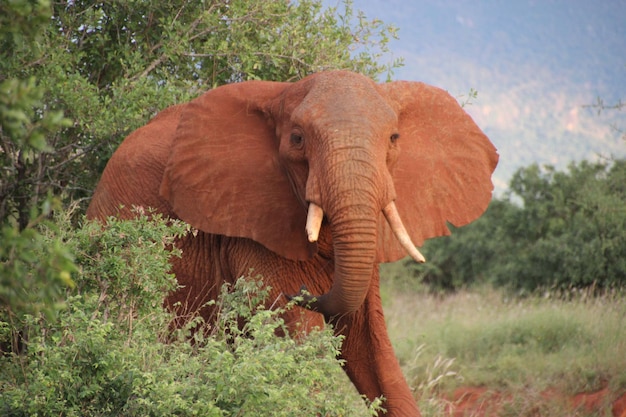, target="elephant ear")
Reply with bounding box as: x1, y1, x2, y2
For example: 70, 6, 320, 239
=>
376, 81, 499, 263
160, 81, 315, 261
